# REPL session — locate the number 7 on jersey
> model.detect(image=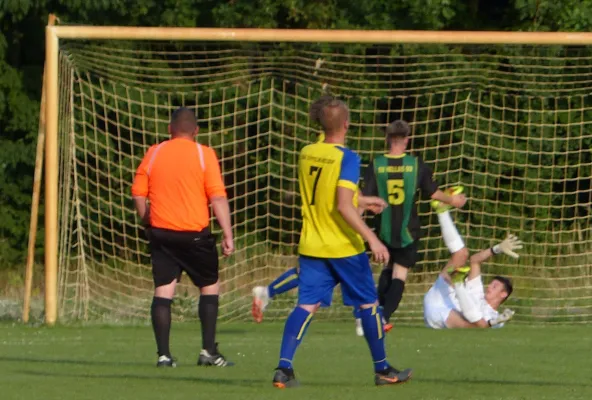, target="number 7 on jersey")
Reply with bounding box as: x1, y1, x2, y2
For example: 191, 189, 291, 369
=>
308, 165, 323, 205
